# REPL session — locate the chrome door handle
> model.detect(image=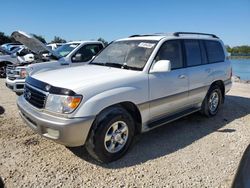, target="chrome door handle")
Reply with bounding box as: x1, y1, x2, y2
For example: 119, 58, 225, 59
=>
178, 75, 187, 79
